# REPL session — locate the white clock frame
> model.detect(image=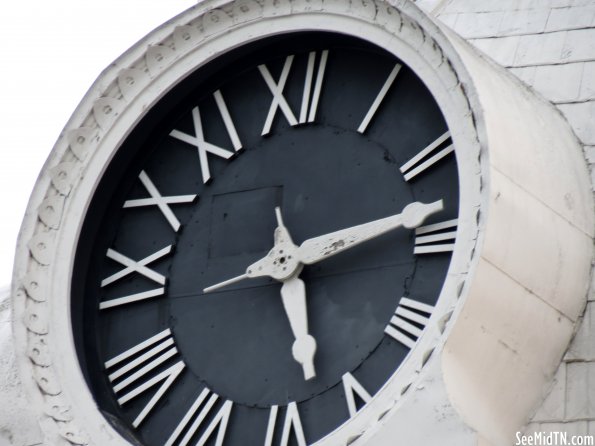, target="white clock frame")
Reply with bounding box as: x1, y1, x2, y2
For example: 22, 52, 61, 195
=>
11, 1, 593, 445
